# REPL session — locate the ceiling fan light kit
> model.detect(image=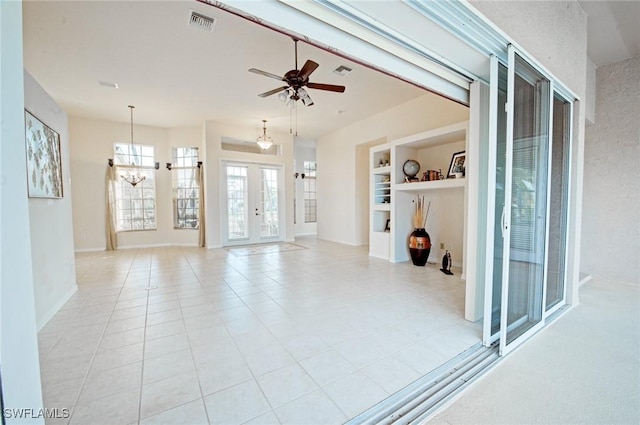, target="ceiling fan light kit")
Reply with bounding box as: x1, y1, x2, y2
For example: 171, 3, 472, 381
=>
249, 38, 345, 109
